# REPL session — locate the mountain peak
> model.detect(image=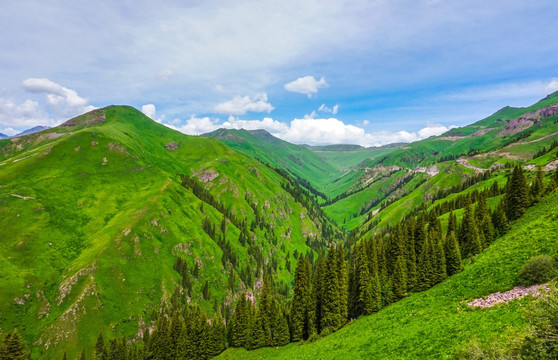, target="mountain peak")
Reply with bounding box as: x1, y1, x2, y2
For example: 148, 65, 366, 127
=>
14, 125, 50, 137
